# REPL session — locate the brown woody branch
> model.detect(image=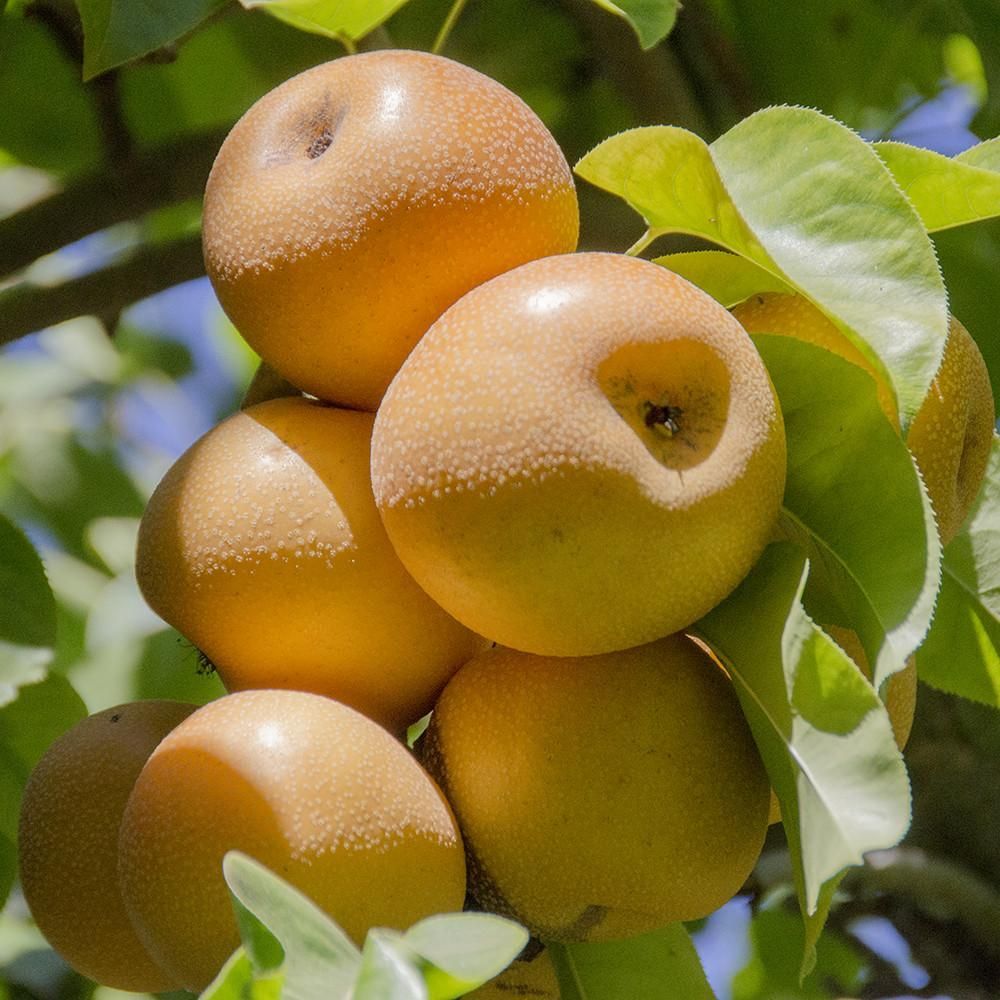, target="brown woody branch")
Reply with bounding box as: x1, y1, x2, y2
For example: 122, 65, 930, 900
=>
0, 130, 226, 279
0, 235, 205, 345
